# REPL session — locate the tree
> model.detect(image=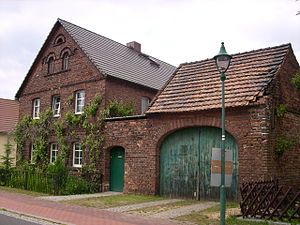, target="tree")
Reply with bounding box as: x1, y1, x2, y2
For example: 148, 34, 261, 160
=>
1, 143, 14, 169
